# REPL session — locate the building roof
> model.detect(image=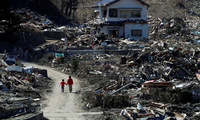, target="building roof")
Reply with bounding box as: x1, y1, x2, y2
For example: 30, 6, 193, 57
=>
92, 0, 149, 8
89, 19, 148, 26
